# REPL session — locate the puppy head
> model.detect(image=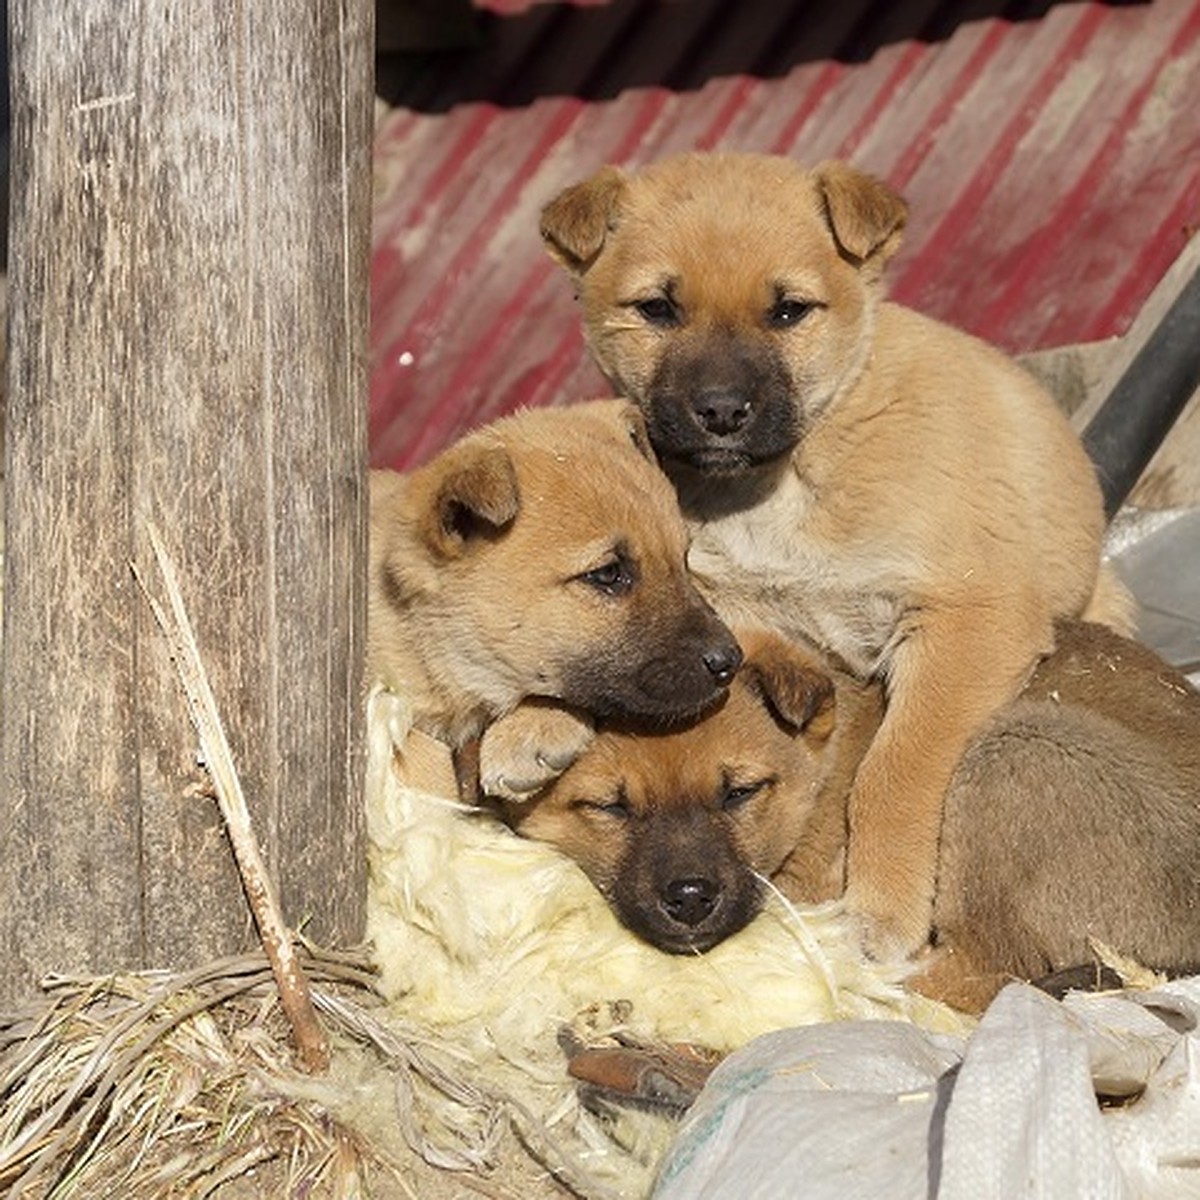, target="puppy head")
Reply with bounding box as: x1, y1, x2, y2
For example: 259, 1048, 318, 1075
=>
541, 153, 907, 479
502, 628, 838, 953
370, 399, 742, 737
